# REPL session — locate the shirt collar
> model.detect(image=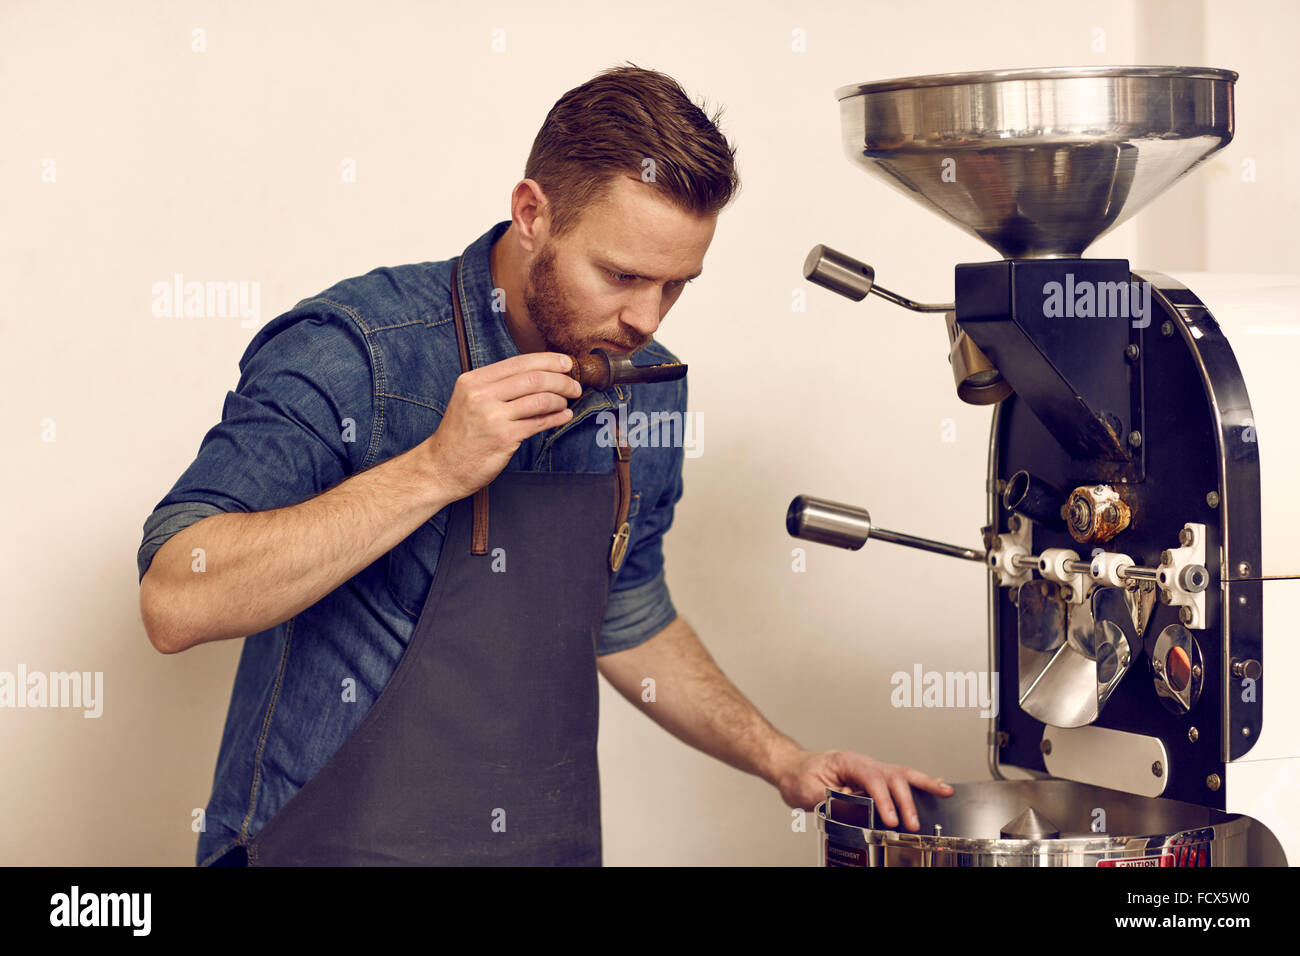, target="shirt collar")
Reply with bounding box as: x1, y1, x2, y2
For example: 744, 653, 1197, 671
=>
452, 220, 626, 416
